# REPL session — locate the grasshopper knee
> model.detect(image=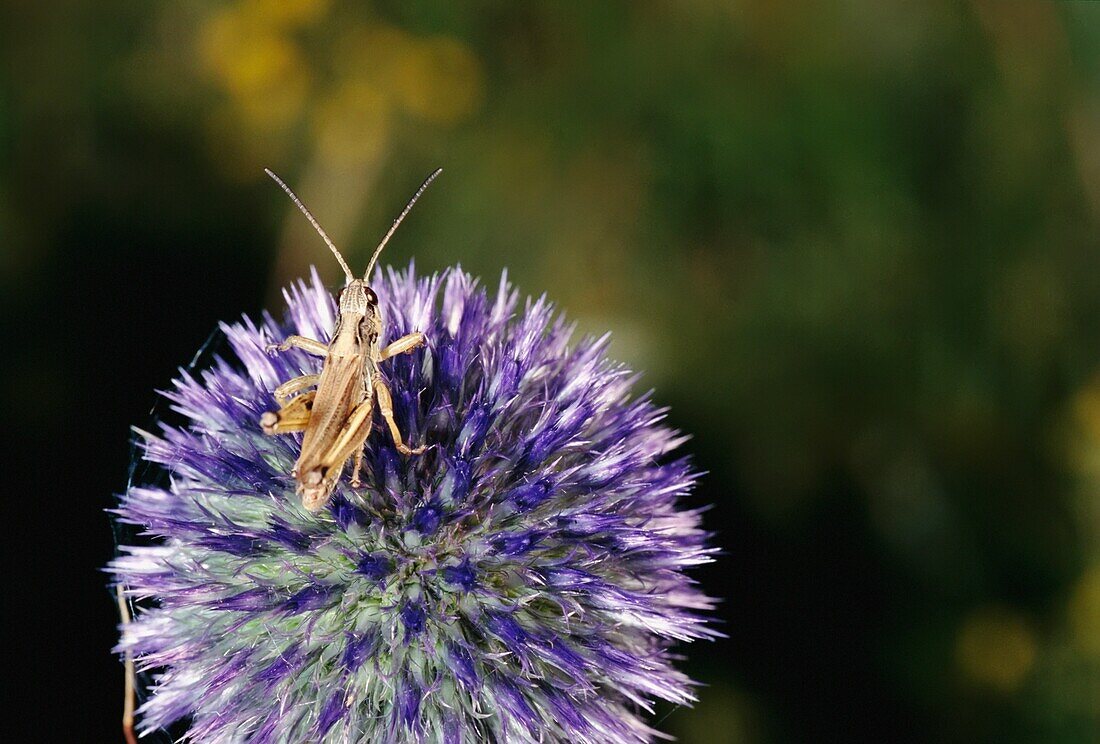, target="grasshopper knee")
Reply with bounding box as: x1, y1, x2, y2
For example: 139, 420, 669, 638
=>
260, 411, 279, 434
